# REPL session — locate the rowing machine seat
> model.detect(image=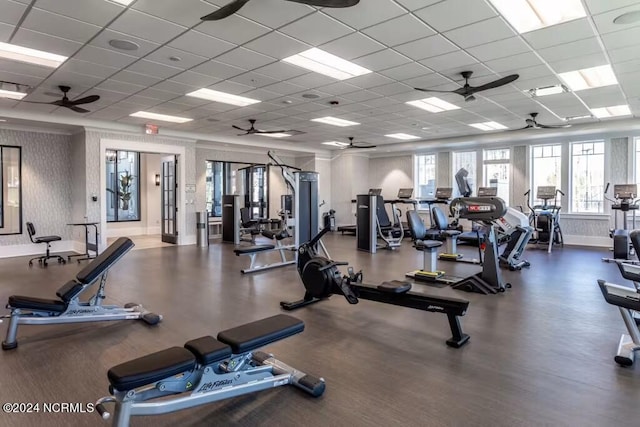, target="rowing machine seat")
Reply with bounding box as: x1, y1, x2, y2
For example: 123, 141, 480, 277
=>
377, 281, 411, 293
184, 336, 232, 366
7, 296, 67, 313
233, 245, 275, 255
217, 314, 304, 354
